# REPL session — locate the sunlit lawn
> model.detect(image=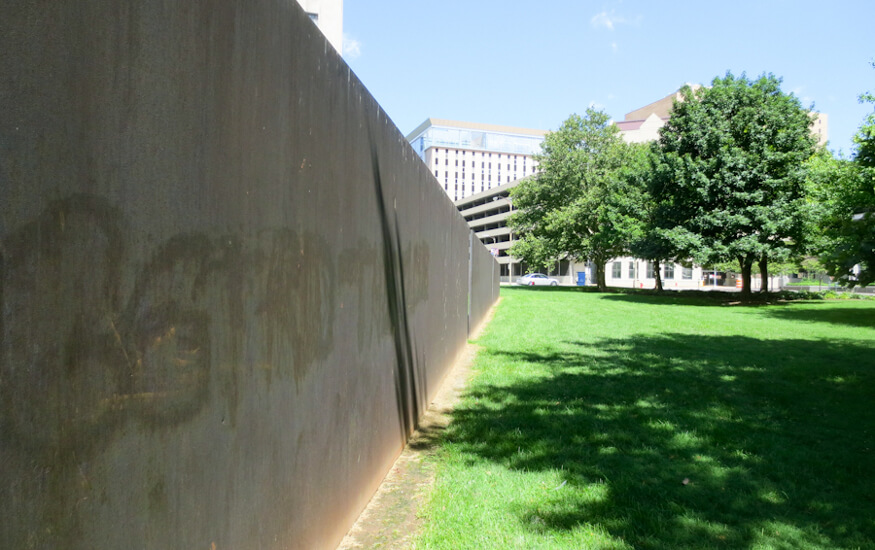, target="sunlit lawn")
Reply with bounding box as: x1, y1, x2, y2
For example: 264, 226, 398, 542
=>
417, 288, 875, 549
